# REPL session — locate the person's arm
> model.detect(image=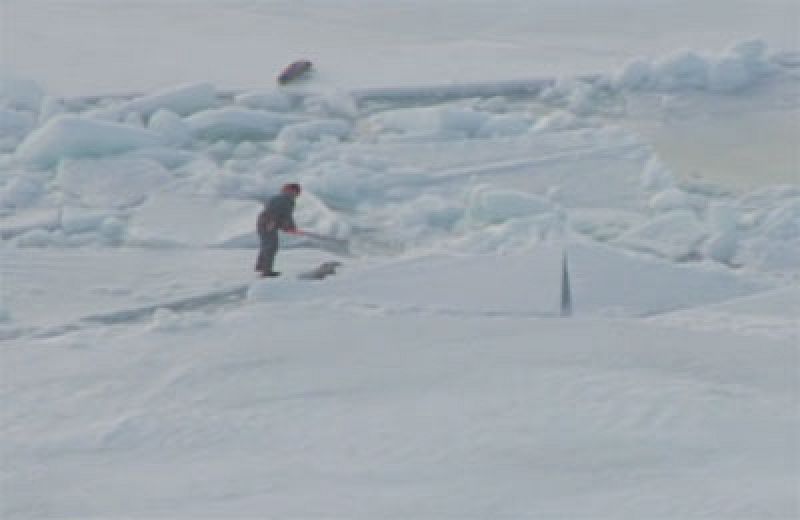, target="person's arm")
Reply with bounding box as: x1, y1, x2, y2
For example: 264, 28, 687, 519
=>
275, 196, 299, 232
